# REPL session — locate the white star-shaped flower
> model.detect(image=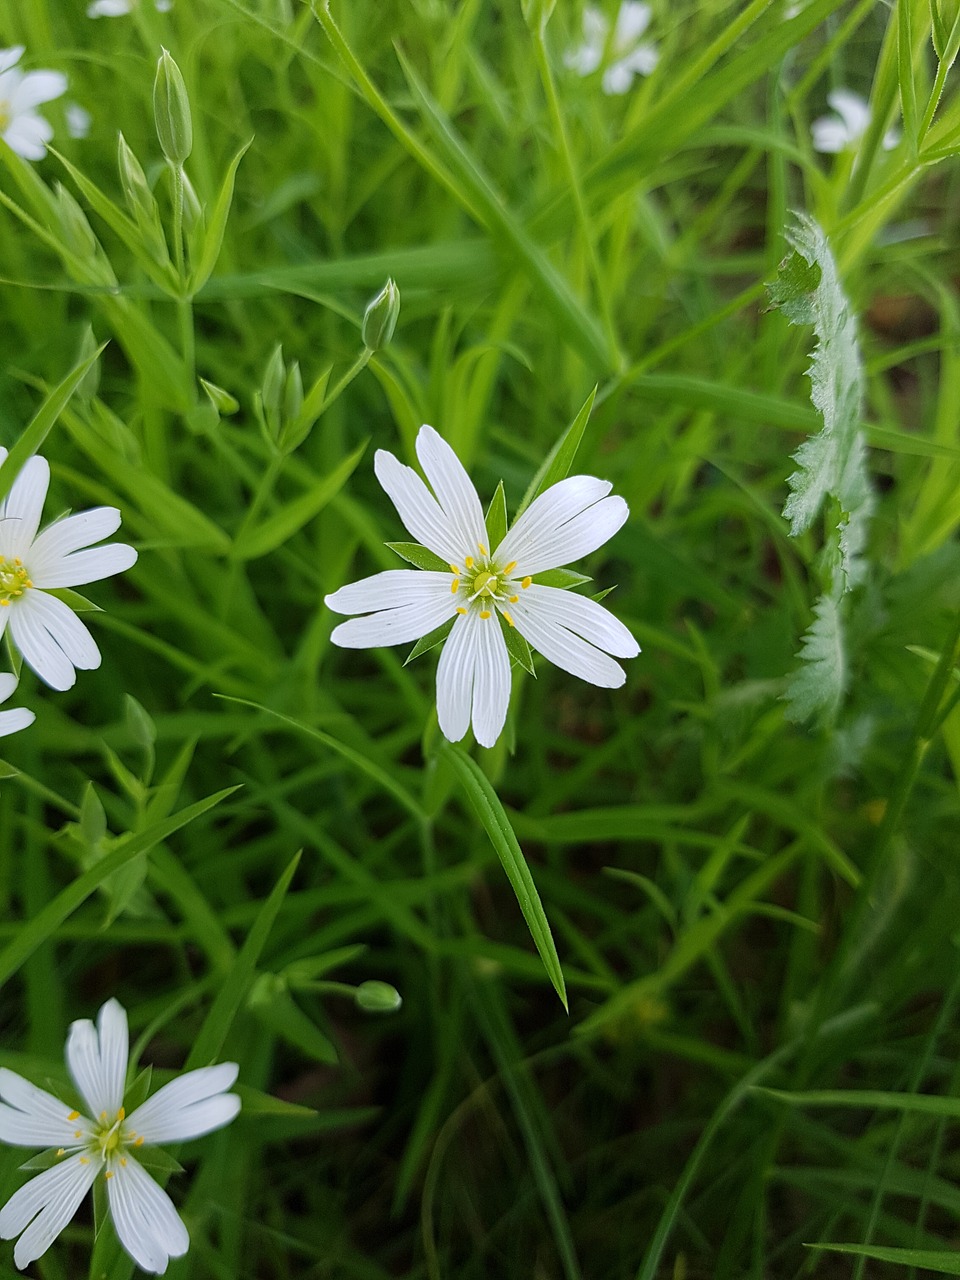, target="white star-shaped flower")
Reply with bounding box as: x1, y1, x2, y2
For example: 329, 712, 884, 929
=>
0, 673, 33, 738
0, 47, 67, 162
86, 0, 173, 15
811, 88, 900, 154
565, 3, 659, 96
0, 999, 240, 1274
0, 448, 137, 691
325, 425, 639, 749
